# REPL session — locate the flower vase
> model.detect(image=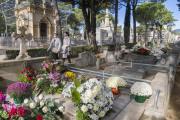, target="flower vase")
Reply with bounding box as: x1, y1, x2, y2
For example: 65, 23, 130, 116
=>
112, 88, 120, 95
14, 97, 23, 104
96, 58, 100, 69
134, 96, 146, 103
